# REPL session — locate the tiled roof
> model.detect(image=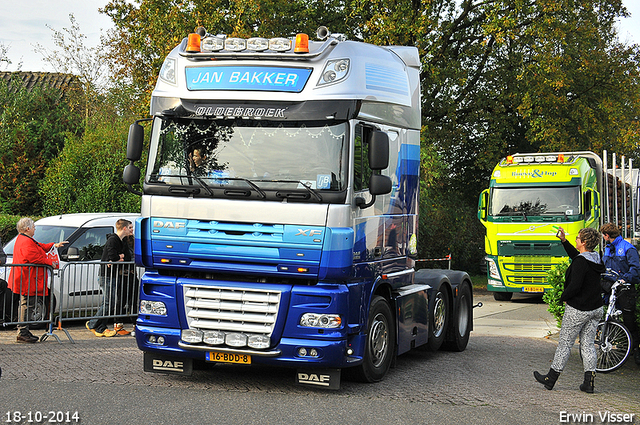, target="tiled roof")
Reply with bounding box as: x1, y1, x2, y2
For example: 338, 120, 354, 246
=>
0, 71, 81, 93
